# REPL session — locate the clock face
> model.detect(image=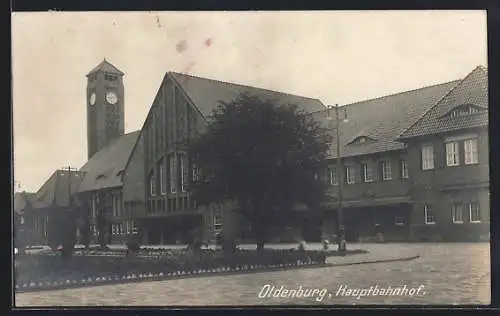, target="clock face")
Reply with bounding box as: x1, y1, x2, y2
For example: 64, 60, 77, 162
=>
89, 92, 96, 106
106, 91, 118, 105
